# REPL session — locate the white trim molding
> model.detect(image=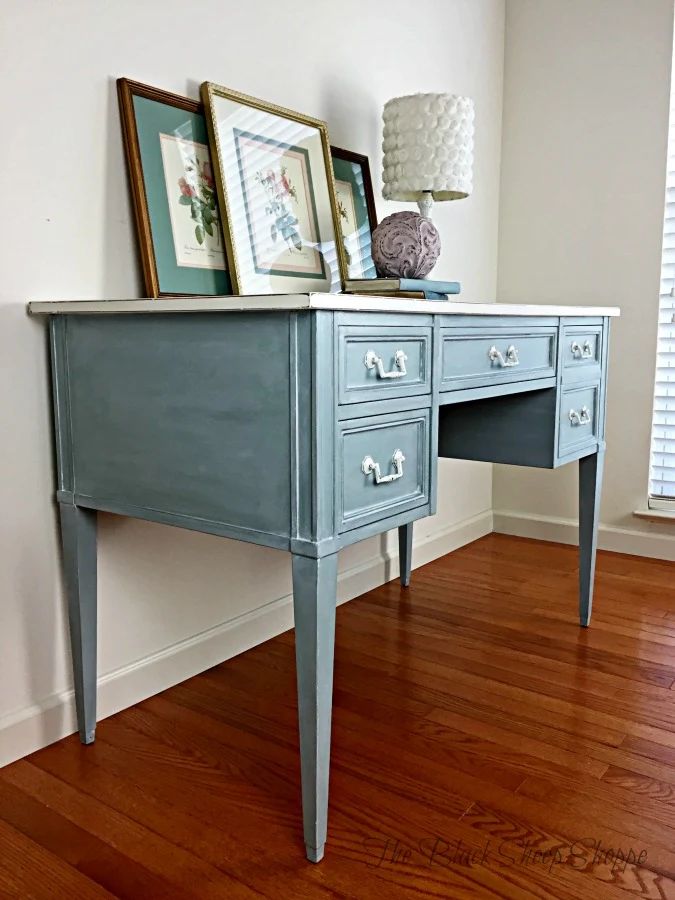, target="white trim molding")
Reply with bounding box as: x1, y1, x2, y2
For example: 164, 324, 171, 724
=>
494, 509, 675, 561
0, 509, 492, 769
